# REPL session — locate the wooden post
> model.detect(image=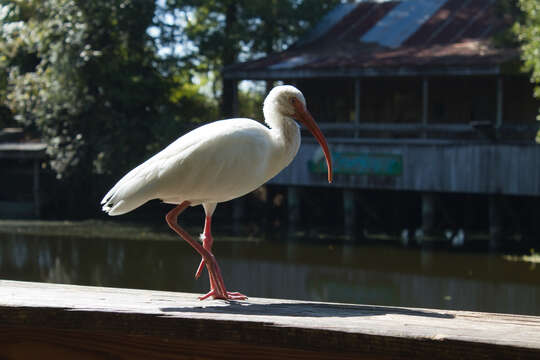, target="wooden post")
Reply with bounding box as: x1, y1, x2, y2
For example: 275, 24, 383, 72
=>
354, 78, 361, 138
287, 186, 300, 233
532, 201, 540, 242
489, 195, 503, 250
343, 189, 356, 240
422, 77, 429, 138
32, 158, 40, 218
232, 198, 244, 234
496, 76, 503, 130
265, 80, 274, 95
259, 186, 270, 235
232, 79, 239, 117
422, 193, 435, 235
221, 78, 239, 118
